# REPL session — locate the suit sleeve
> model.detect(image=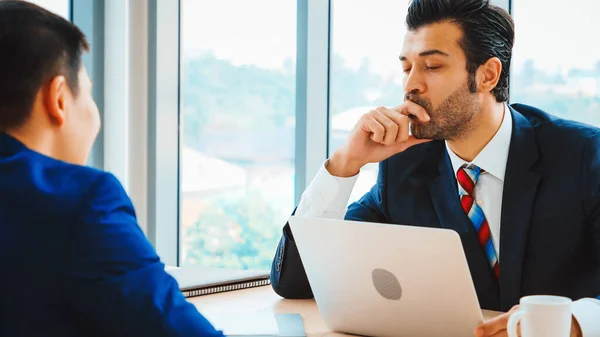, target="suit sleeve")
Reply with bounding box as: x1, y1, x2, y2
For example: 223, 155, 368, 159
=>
63, 173, 223, 337
270, 161, 389, 299
345, 161, 389, 222
574, 132, 600, 337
